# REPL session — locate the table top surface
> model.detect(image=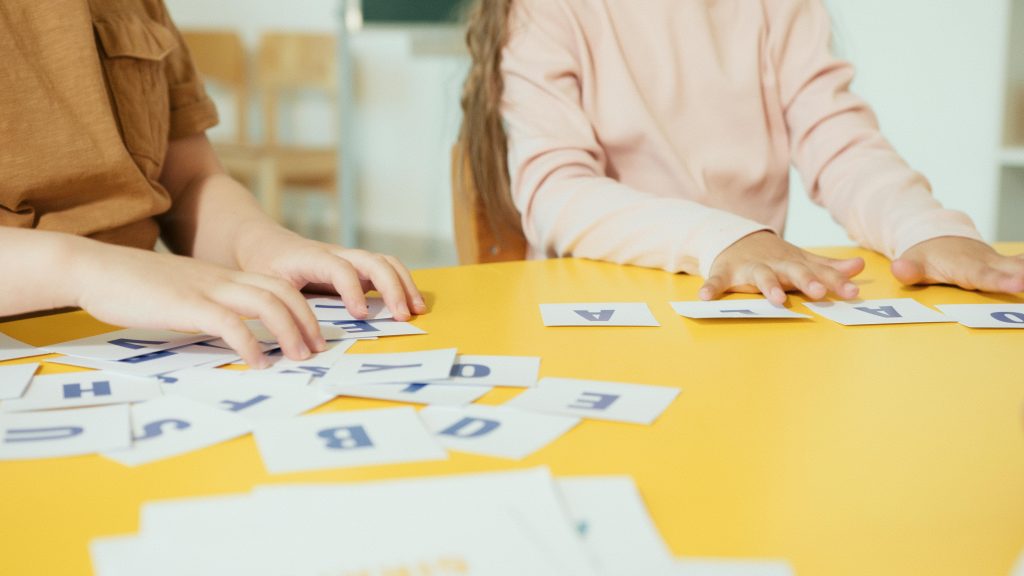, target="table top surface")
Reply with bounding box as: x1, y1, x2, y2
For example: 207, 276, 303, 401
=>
0, 245, 1022, 576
